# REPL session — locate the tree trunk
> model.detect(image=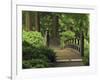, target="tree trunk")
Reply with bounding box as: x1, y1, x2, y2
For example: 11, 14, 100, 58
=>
35, 12, 40, 32
29, 12, 33, 31
25, 11, 32, 31
52, 15, 59, 37
50, 15, 60, 47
